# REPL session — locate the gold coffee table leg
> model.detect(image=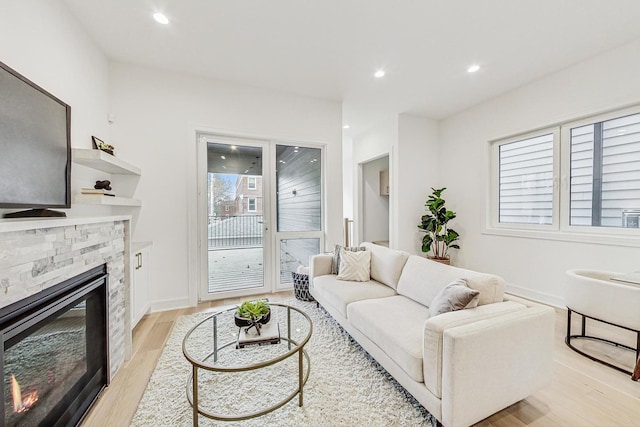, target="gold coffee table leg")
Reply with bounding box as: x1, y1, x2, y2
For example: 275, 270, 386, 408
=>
192, 366, 198, 426
298, 348, 304, 406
